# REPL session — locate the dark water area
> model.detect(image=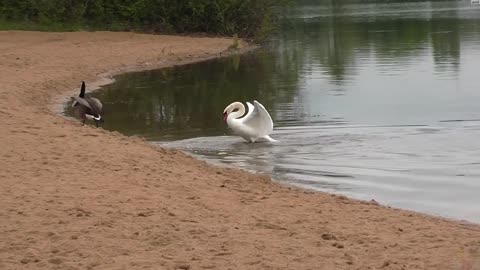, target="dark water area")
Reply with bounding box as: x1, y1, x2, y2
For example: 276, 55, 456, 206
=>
68, 0, 480, 222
